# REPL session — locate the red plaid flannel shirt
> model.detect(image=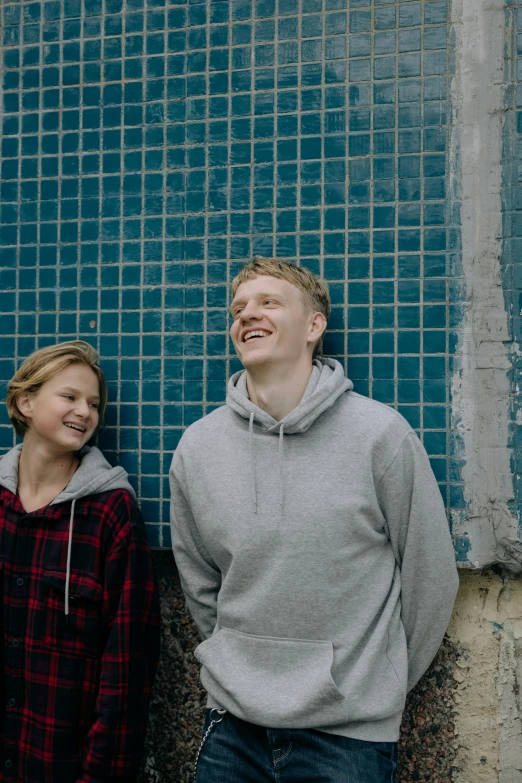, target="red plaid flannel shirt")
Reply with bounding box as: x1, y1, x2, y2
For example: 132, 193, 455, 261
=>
0, 487, 161, 783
